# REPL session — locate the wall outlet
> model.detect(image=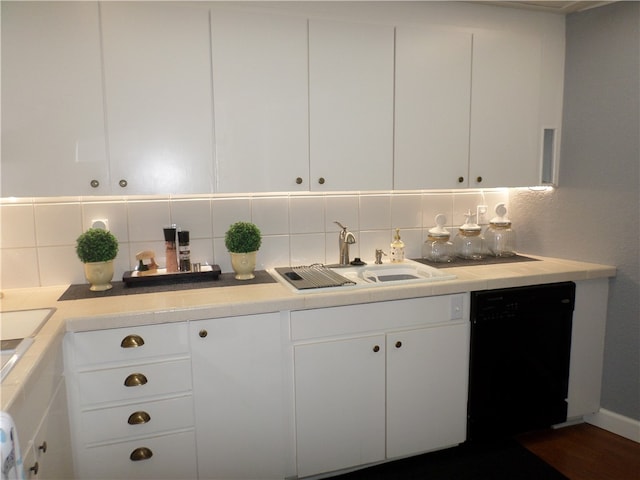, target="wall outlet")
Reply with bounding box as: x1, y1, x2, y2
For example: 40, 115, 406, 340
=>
91, 218, 109, 231
476, 205, 489, 225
